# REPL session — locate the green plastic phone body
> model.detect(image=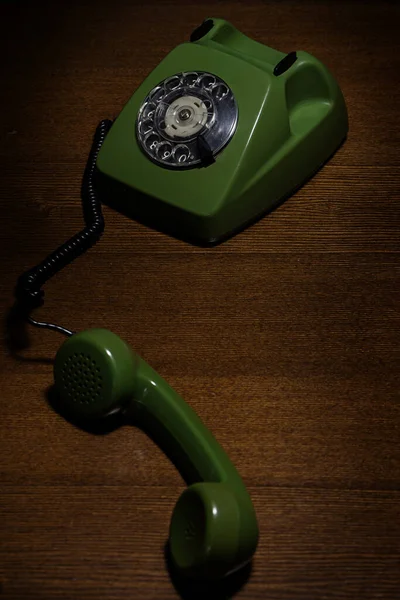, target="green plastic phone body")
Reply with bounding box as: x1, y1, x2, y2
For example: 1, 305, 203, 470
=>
96, 17, 348, 244
54, 328, 259, 579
